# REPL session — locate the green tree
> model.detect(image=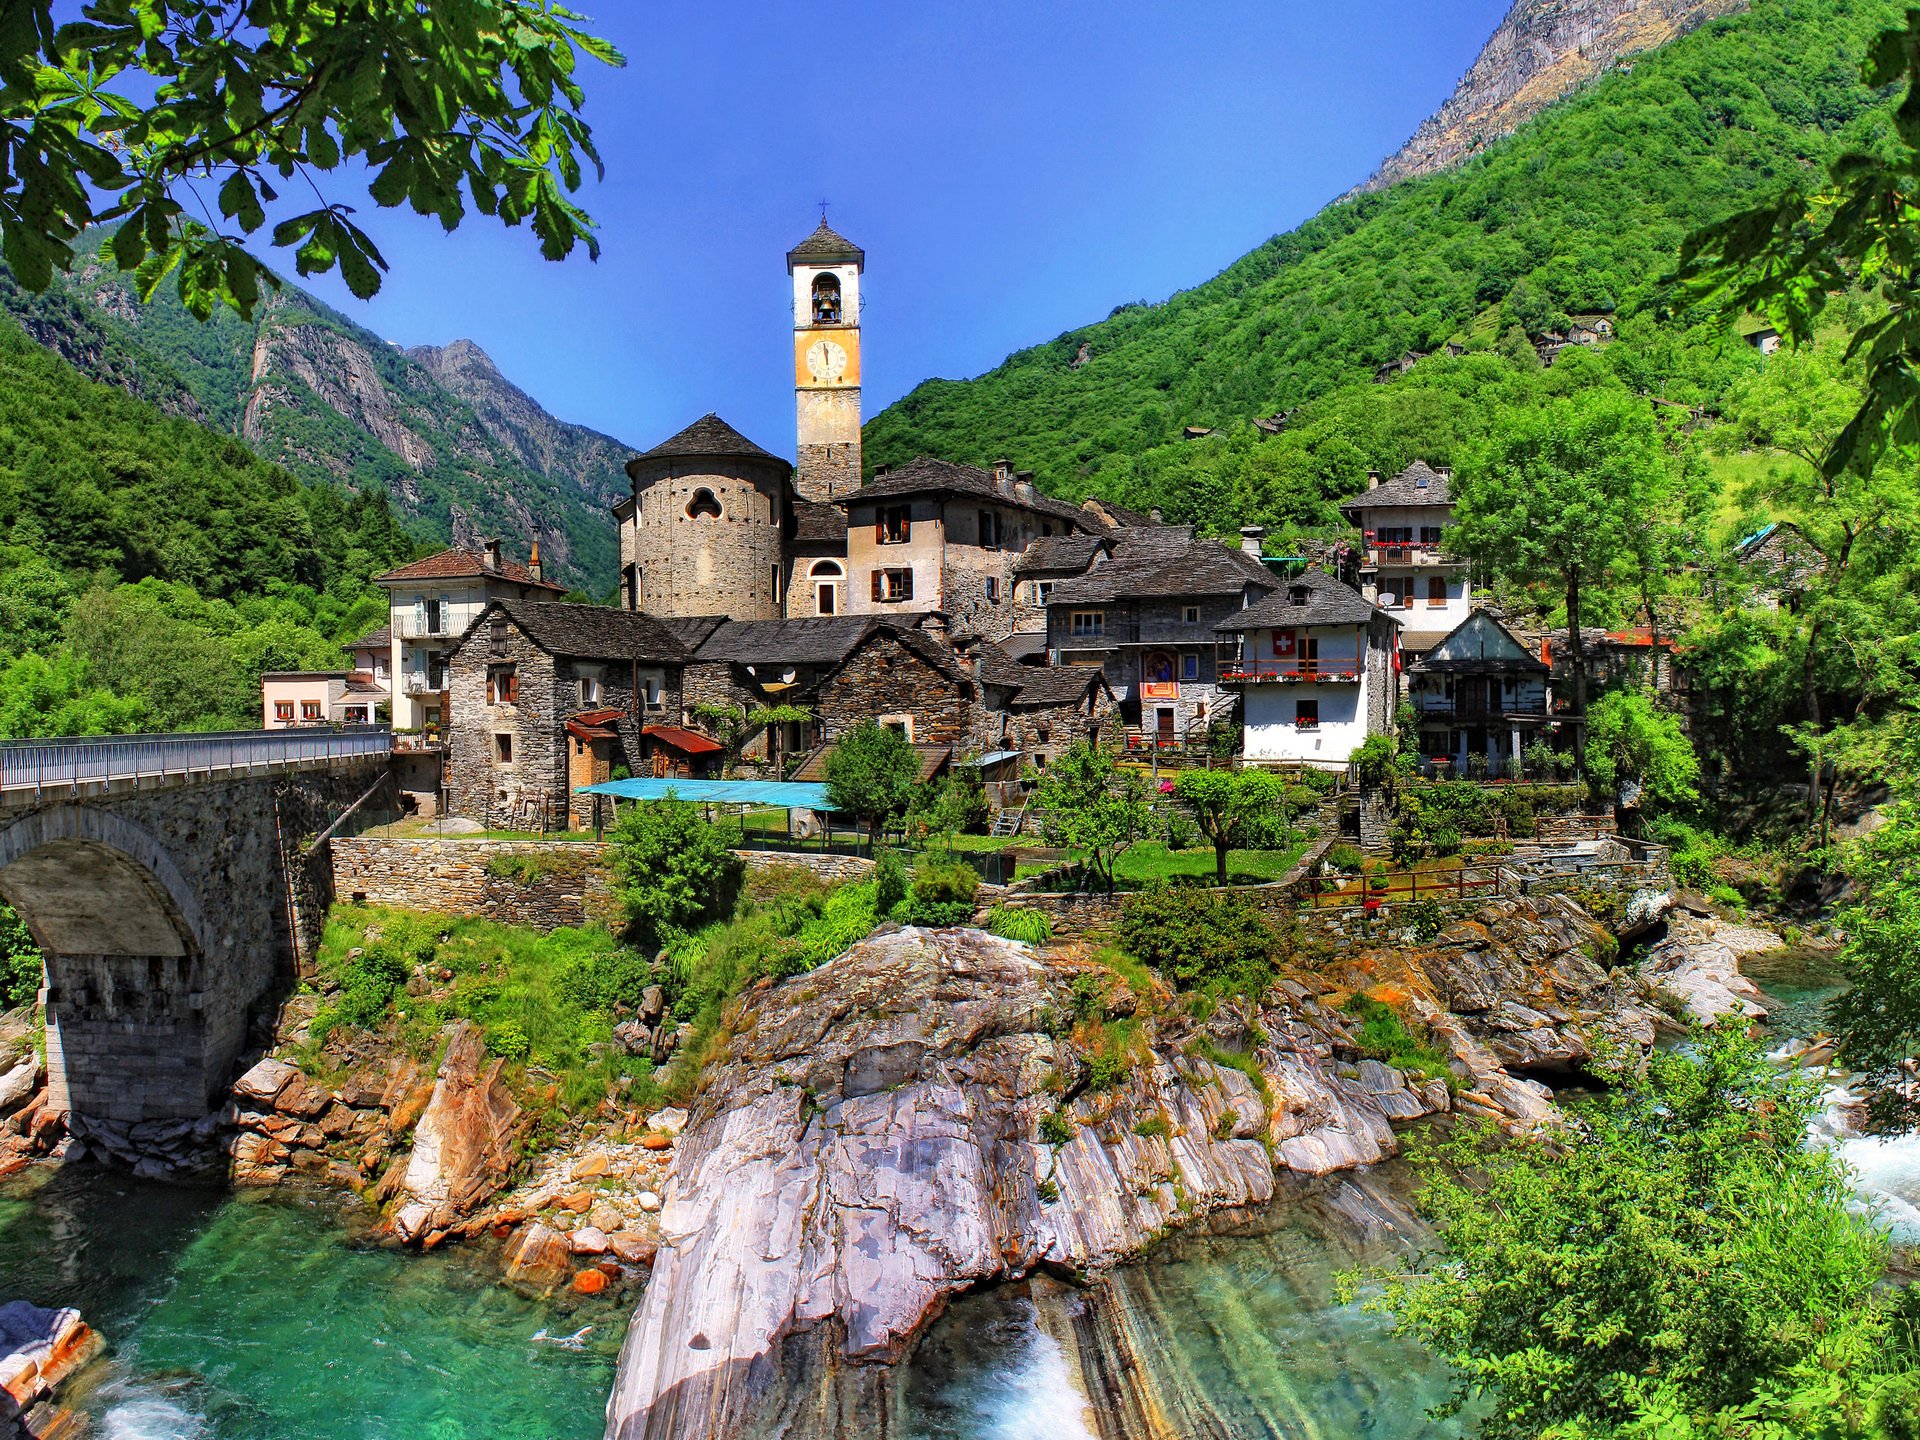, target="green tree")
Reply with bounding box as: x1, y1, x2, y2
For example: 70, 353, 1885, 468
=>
1171, 767, 1285, 885
1452, 384, 1675, 770
0, 901, 43, 1011
1034, 741, 1154, 894
1351, 1025, 1902, 1440
0, 649, 143, 737
1827, 721, 1920, 1133
1, 0, 624, 317
1679, 6, 1920, 480
1583, 690, 1700, 815
606, 795, 742, 950
822, 723, 919, 844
